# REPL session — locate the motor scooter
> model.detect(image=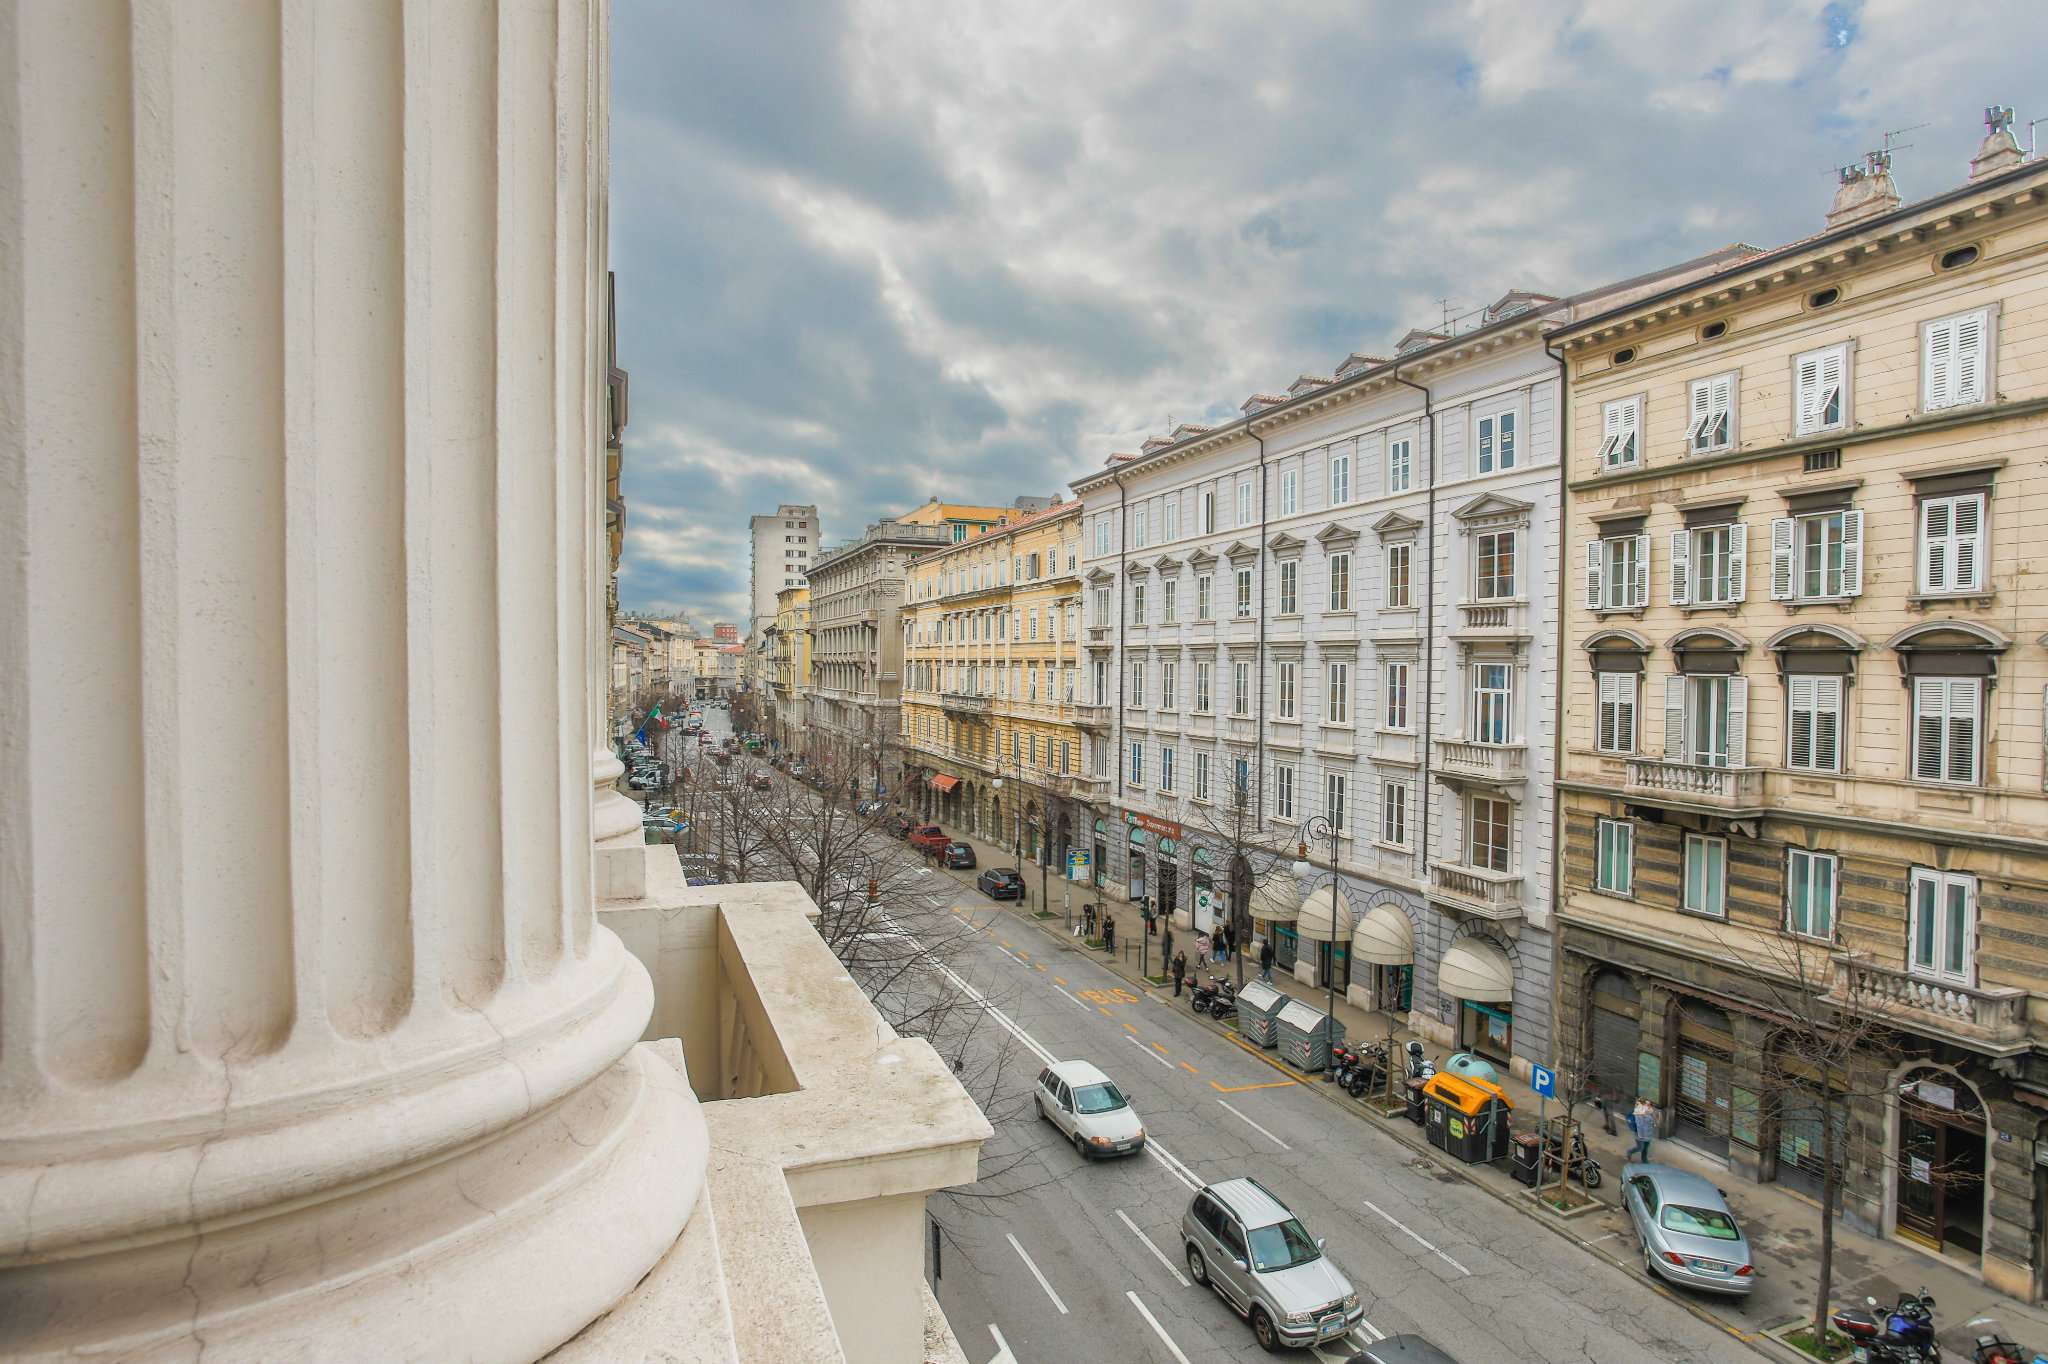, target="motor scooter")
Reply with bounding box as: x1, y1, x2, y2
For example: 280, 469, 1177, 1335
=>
1344, 1042, 1390, 1098
1540, 1123, 1604, 1189
1403, 1040, 1436, 1082
1188, 976, 1219, 1015
1831, 1289, 1939, 1363
1207, 977, 1238, 1022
